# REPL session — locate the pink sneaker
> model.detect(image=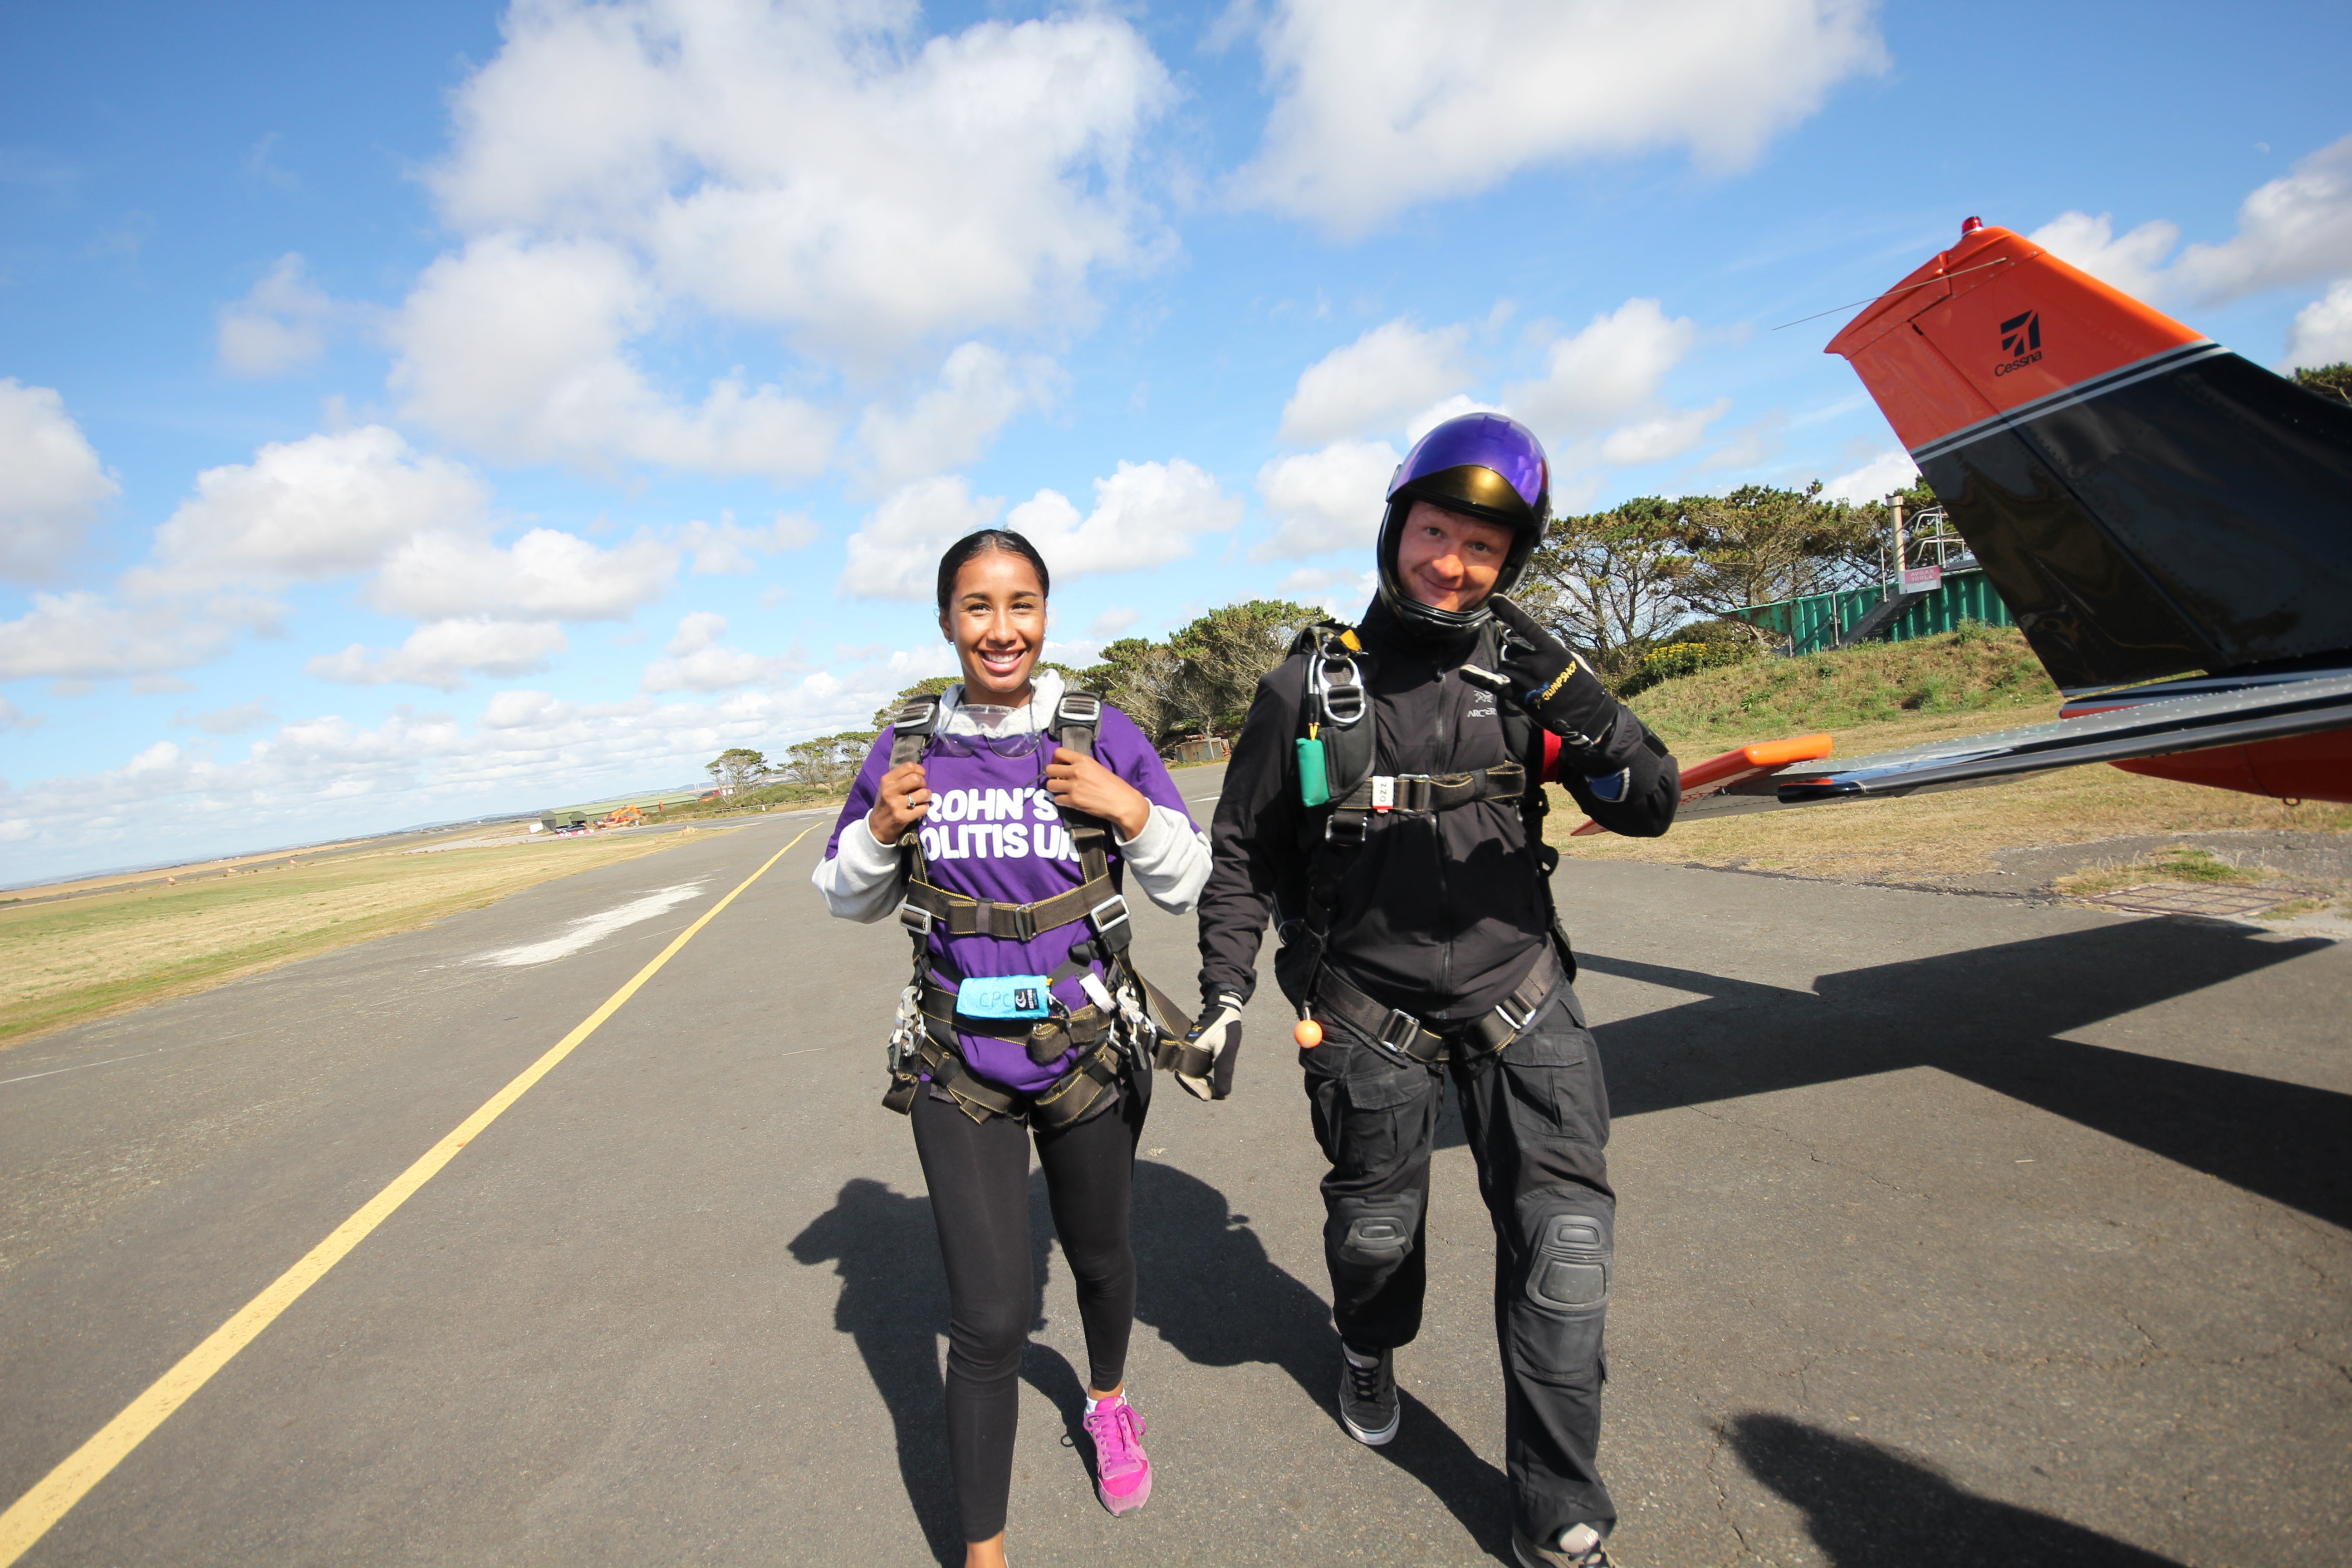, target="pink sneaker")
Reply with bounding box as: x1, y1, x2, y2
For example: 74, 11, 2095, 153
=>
1081, 1391, 1152, 1516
